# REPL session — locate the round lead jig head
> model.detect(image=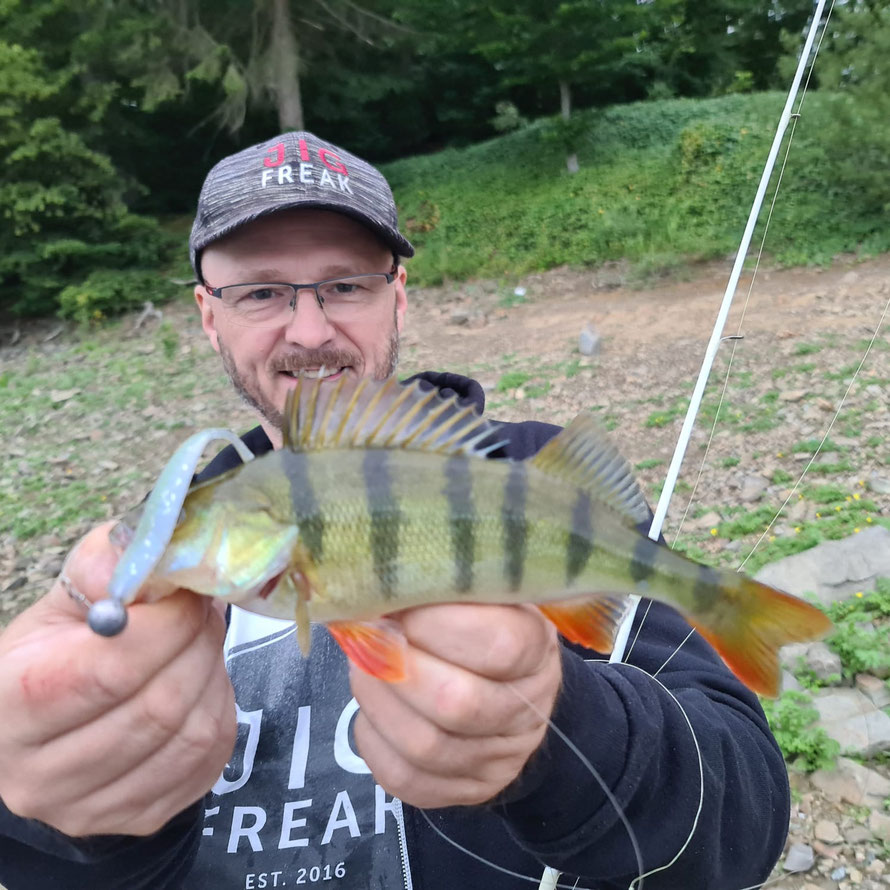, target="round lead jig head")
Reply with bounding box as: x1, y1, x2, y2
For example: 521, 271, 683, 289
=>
87, 599, 128, 636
